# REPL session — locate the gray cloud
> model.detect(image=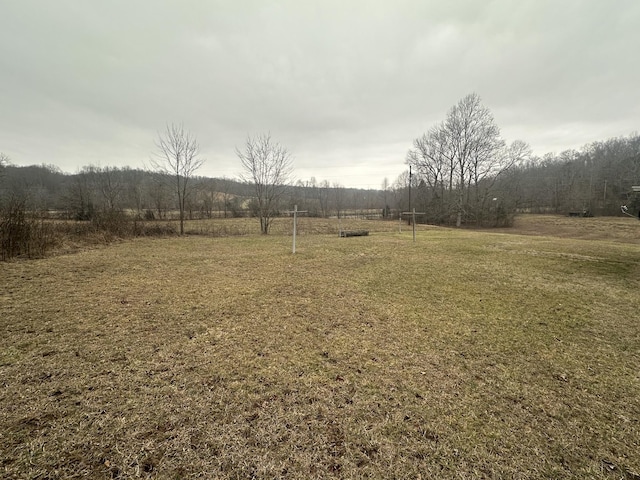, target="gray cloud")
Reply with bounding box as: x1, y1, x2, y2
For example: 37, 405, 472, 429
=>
1, 0, 638, 188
